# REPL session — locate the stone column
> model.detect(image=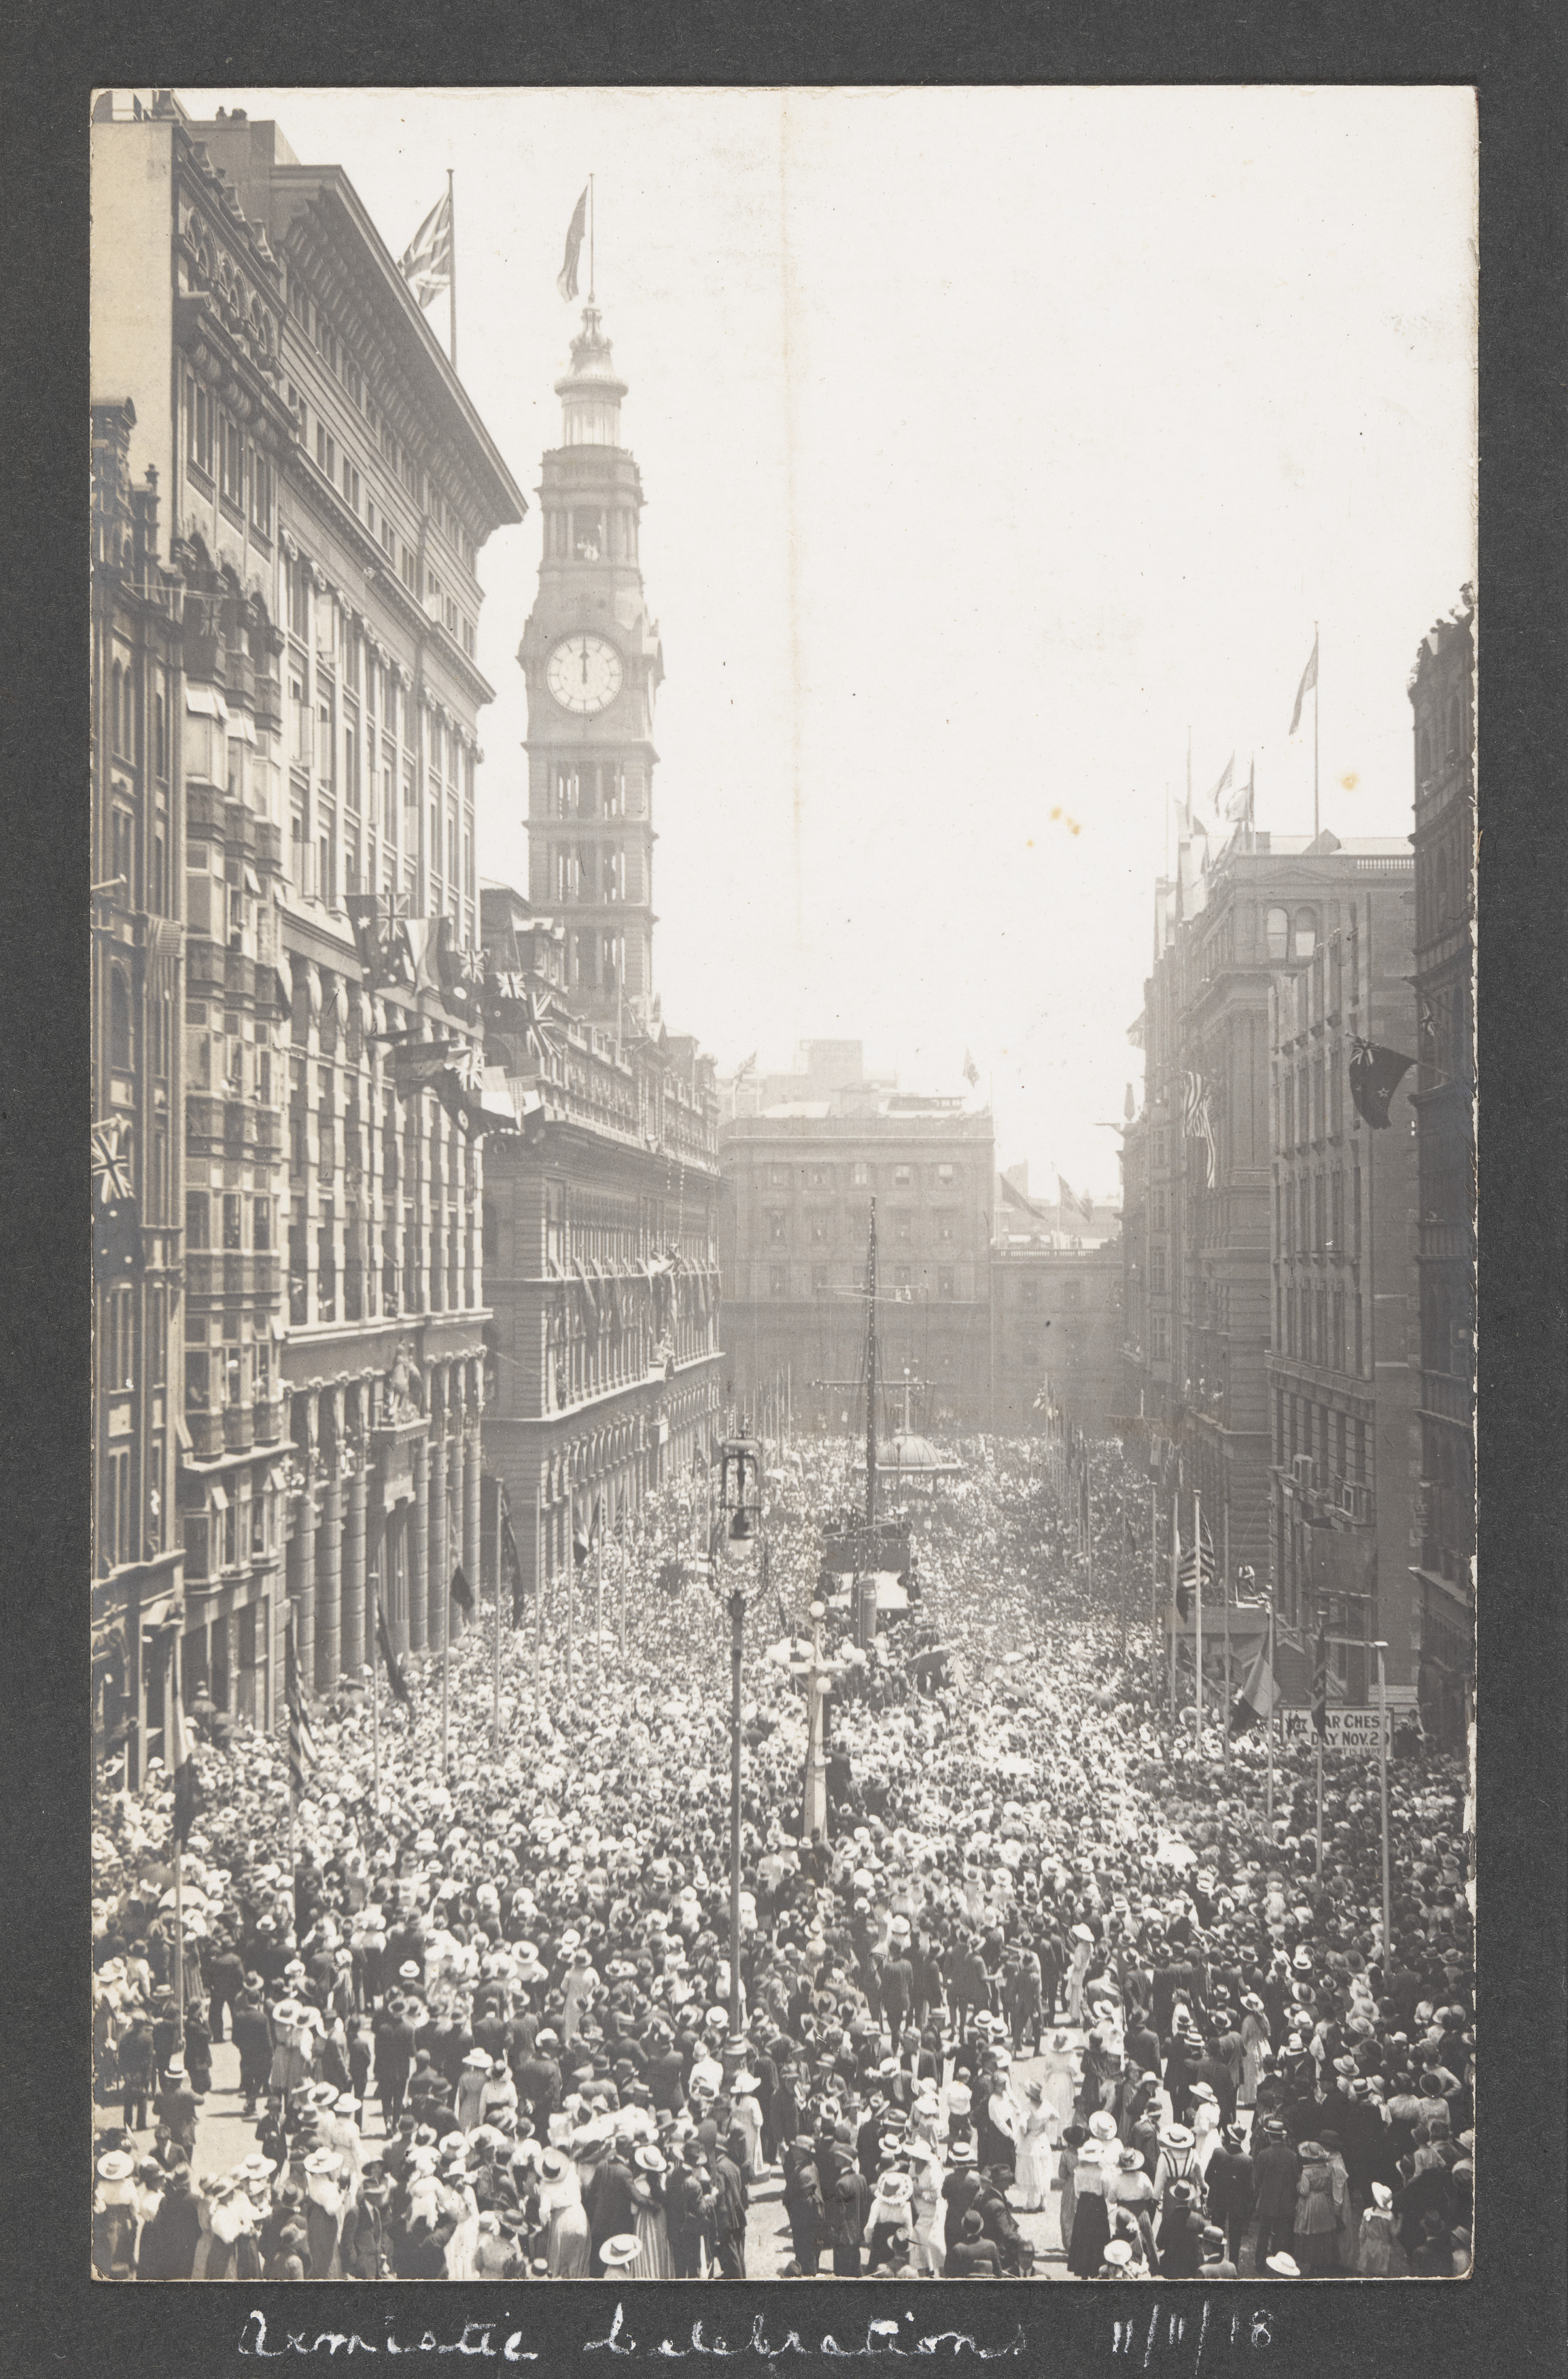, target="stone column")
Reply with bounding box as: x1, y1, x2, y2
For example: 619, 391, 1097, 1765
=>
410, 1436, 429, 1655
288, 1495, 316, 1692
342, 1464, 368, 1680
314, 1479, 342, 1692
